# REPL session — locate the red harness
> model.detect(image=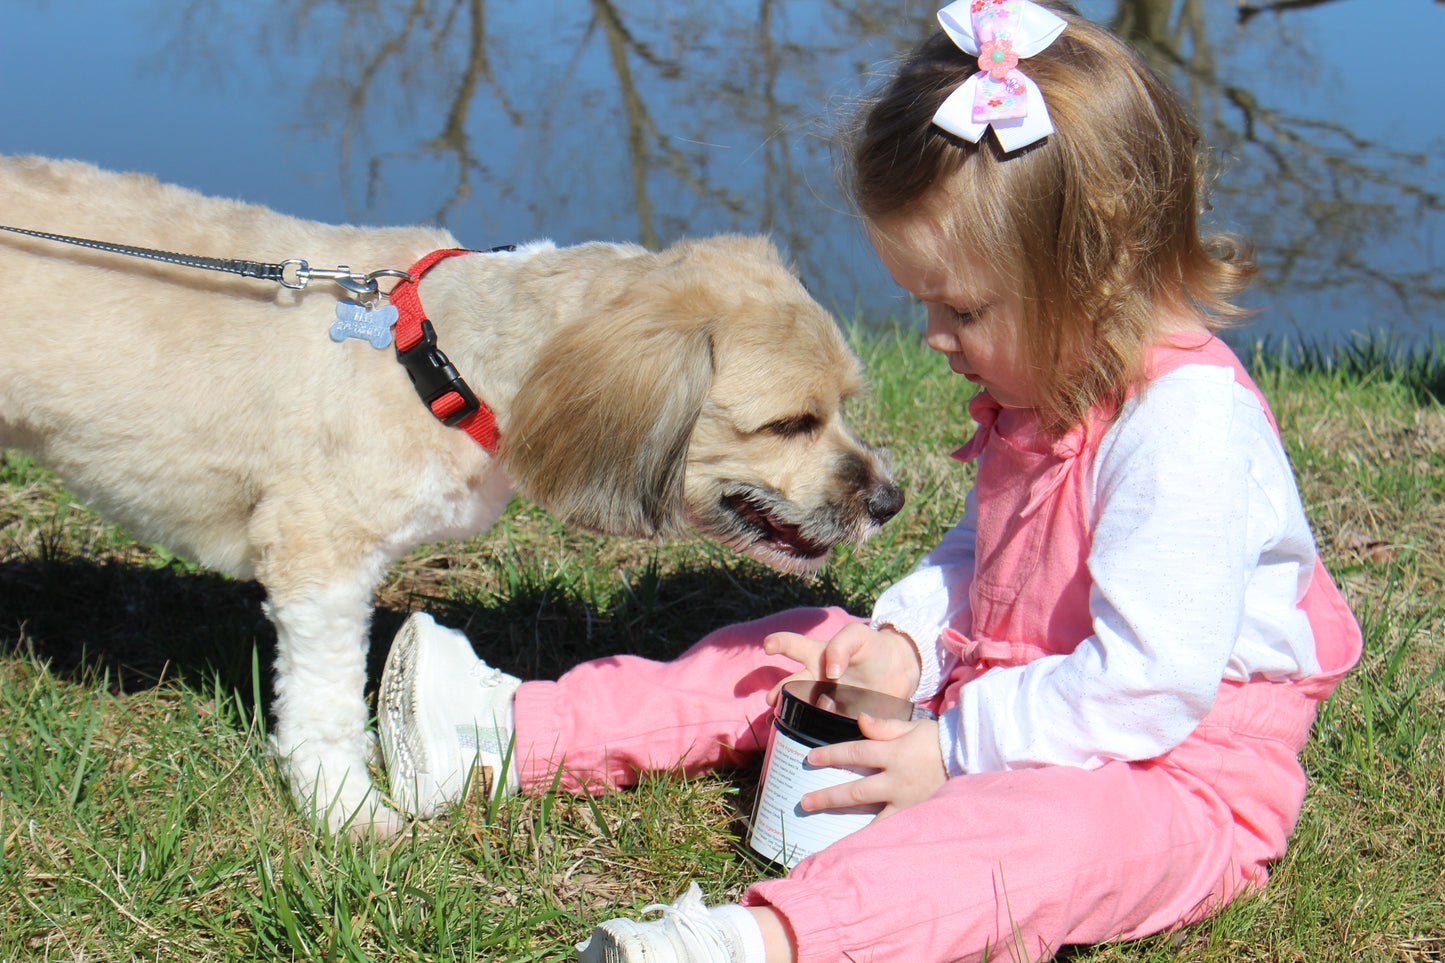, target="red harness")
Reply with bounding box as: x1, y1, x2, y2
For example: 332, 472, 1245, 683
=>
388, 249, 501, 454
